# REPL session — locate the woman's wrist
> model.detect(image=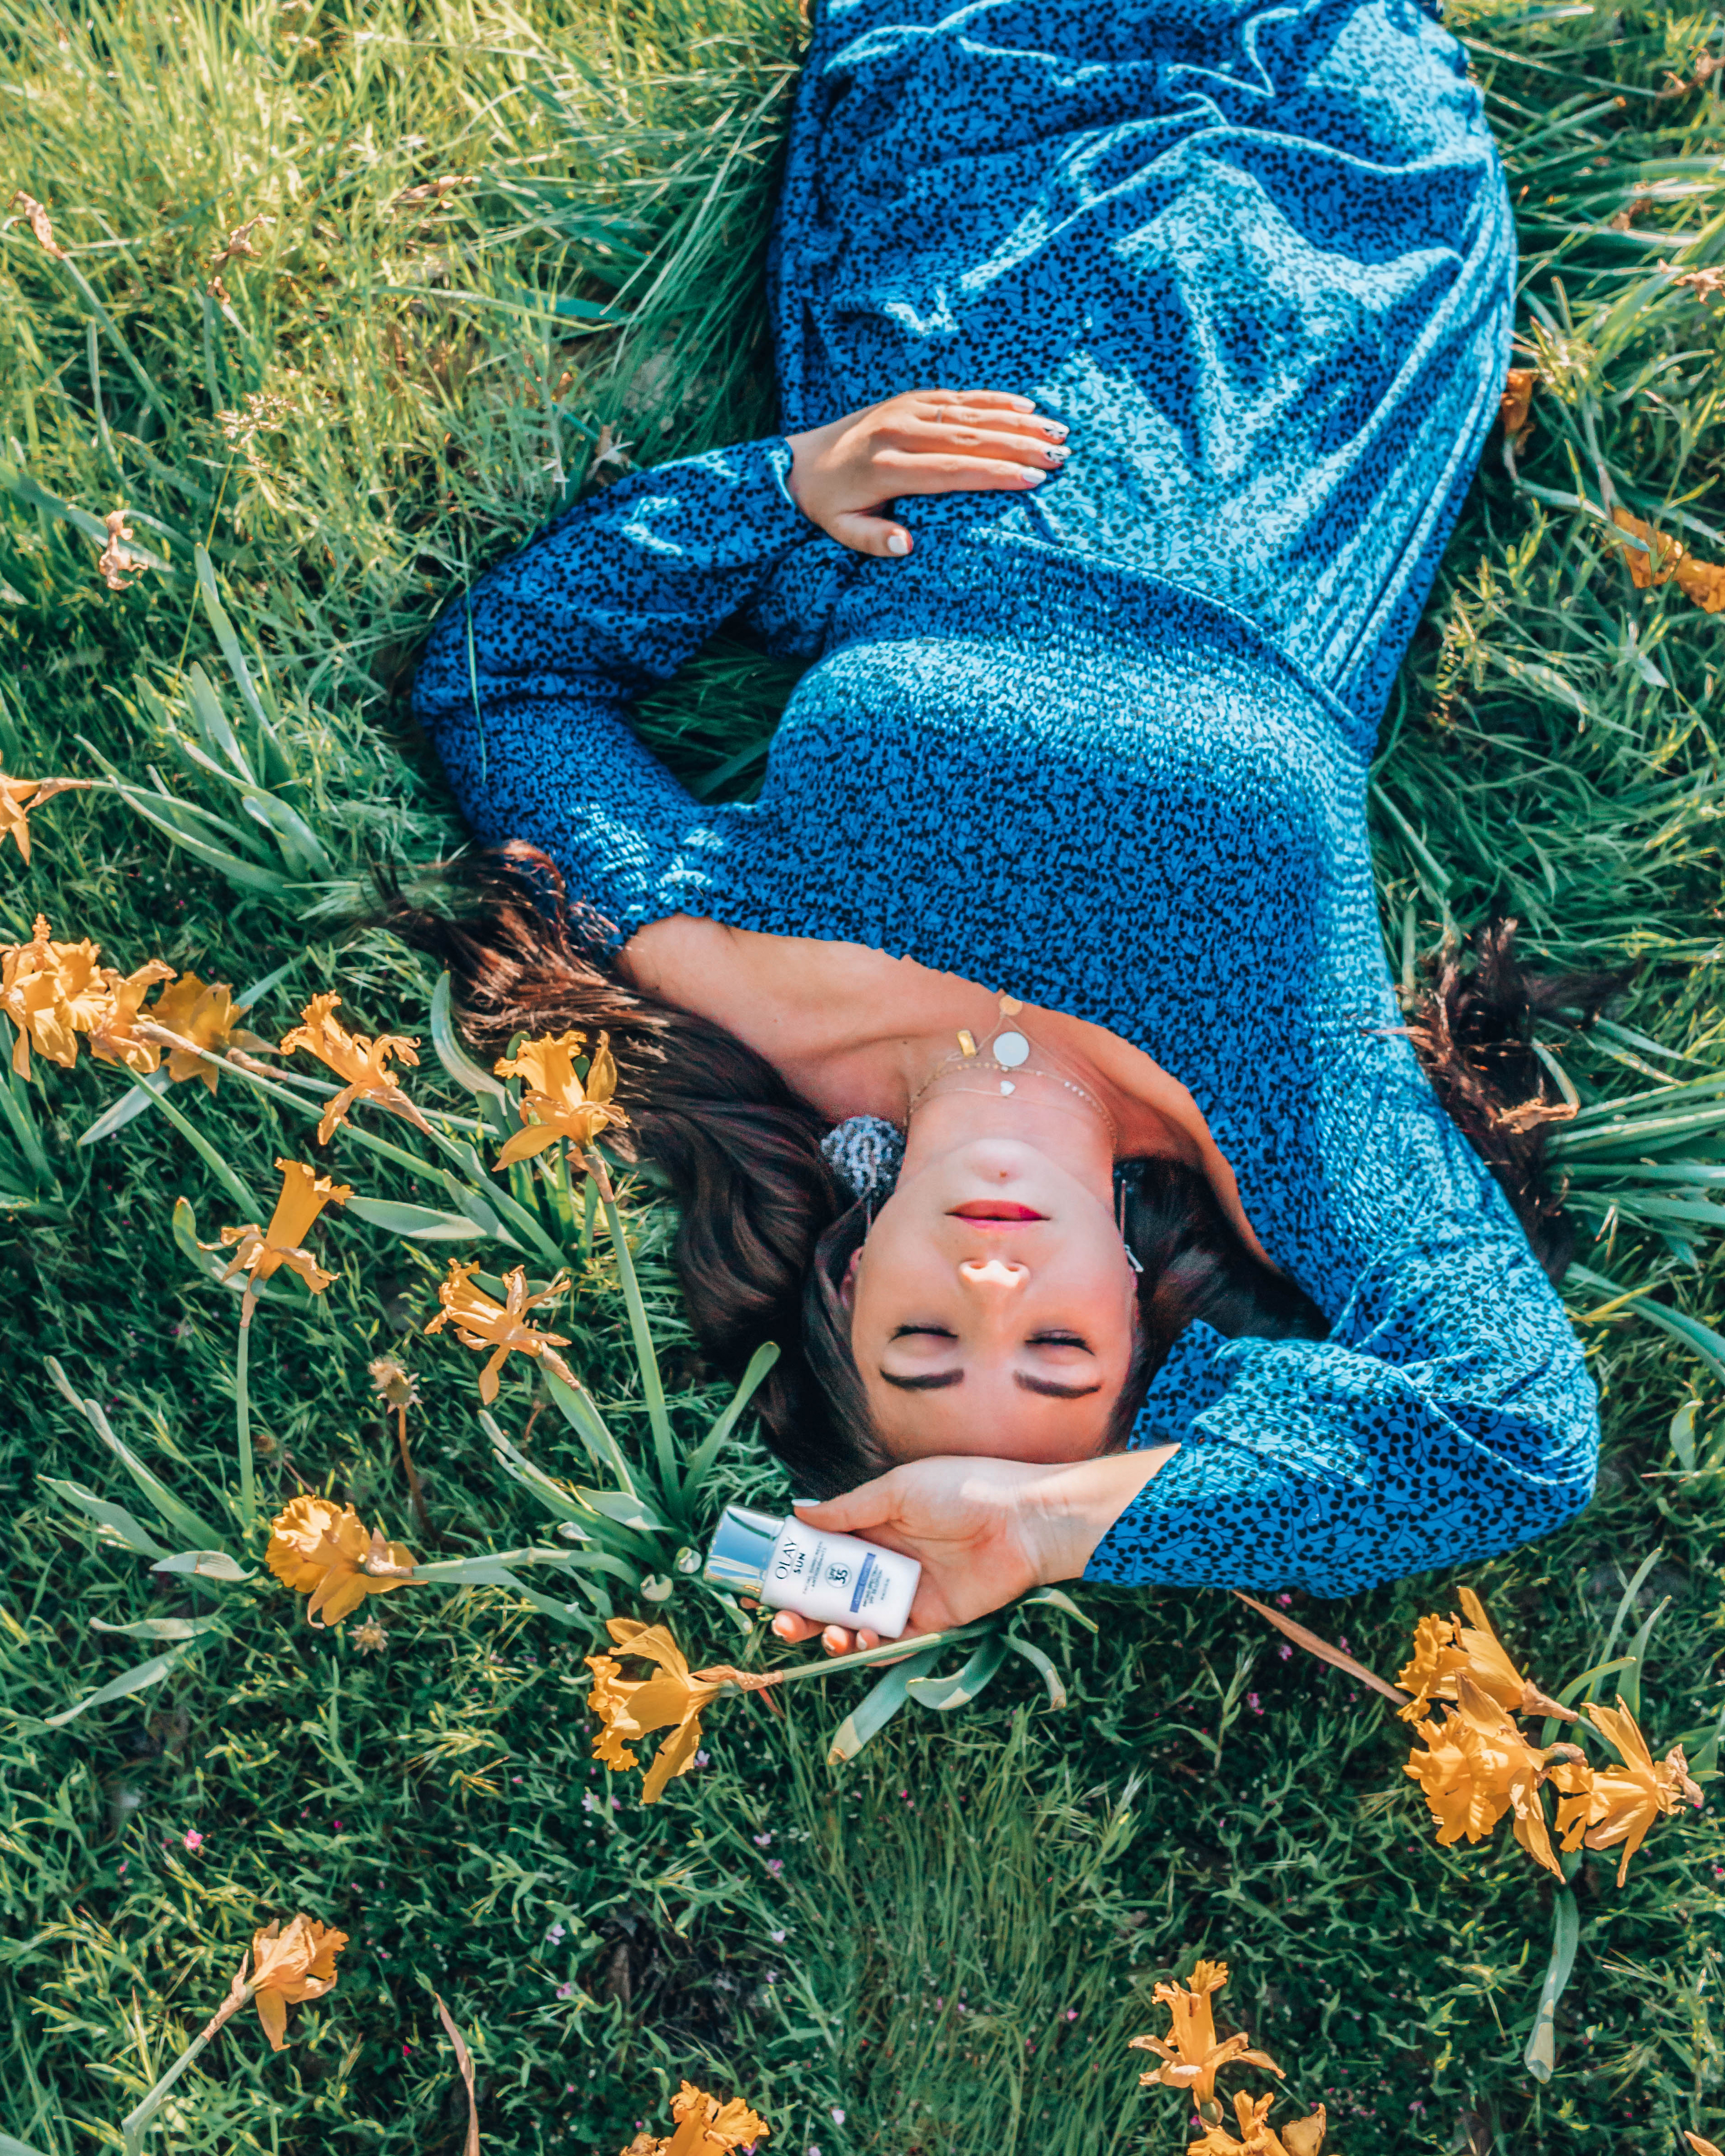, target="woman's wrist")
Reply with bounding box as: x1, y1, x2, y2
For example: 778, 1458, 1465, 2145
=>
1026, 1446, 1178, 1583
